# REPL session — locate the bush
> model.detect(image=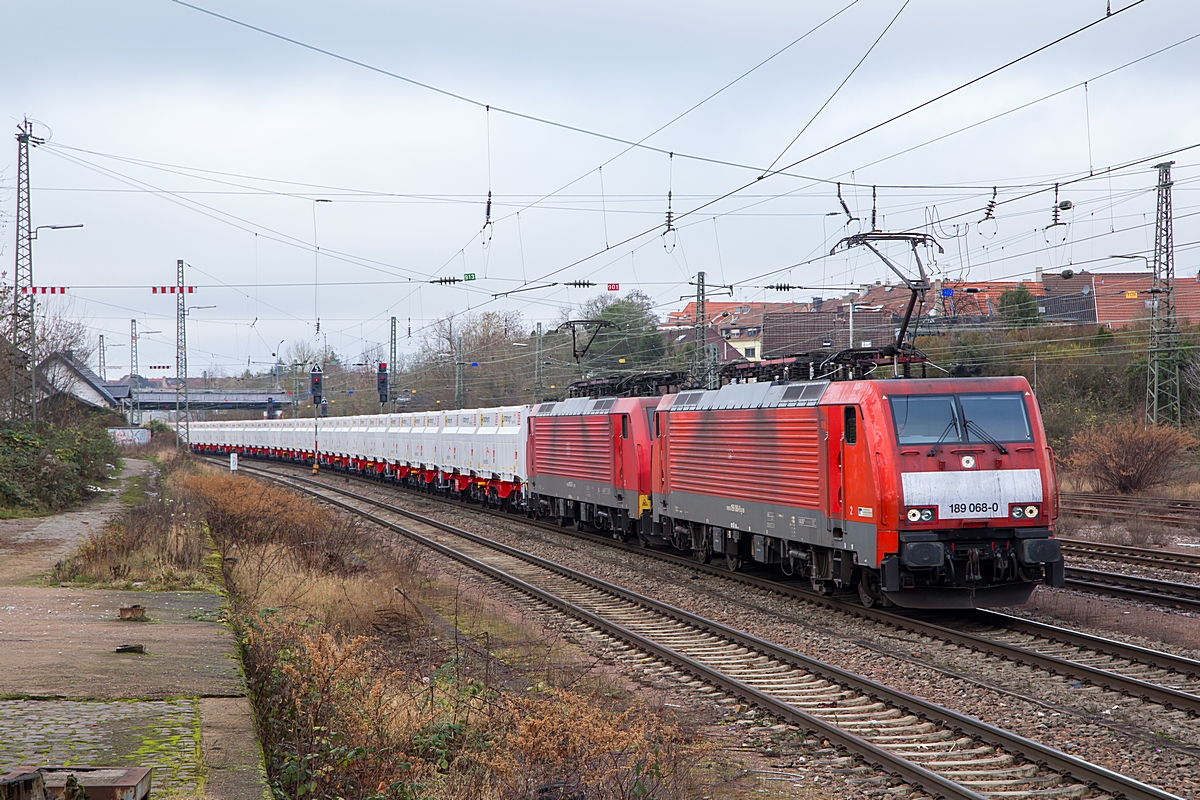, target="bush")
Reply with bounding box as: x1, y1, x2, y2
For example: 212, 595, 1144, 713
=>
0, 420, 120, 511
1065, 420, 1196, 494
